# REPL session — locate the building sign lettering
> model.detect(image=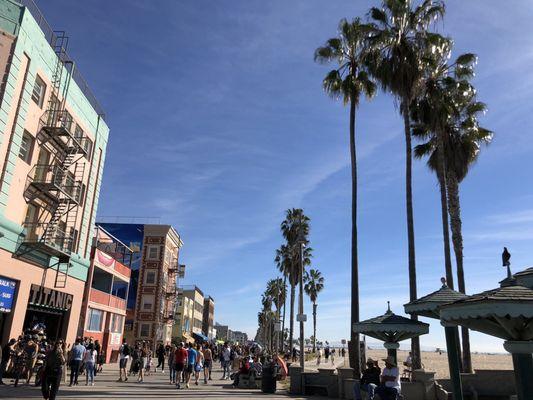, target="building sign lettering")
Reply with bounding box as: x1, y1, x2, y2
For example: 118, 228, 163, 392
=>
29, 284, 73, 311
0, 276, 17, 313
